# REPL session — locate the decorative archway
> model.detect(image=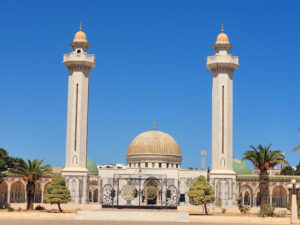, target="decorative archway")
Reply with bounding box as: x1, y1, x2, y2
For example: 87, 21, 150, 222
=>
93, 189, 98, 202
34, 182, 42, 203
0, 181, 8, 207
10, 181, 25, 203
256, 192, 261, 206
244, 191, 250, 205
272, 185, 287, 208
